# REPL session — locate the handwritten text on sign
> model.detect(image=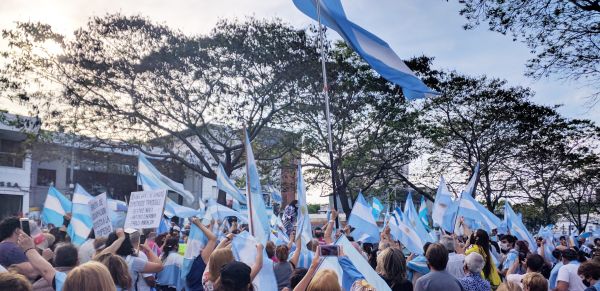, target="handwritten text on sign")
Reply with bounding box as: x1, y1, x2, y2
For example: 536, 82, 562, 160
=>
124, 190, 167, 230
88, 193, 113, 237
